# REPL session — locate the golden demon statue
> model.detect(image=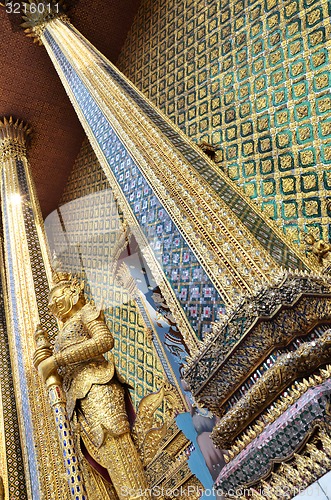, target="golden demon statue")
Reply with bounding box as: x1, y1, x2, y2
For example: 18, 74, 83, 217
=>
34, 271, 177, 499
